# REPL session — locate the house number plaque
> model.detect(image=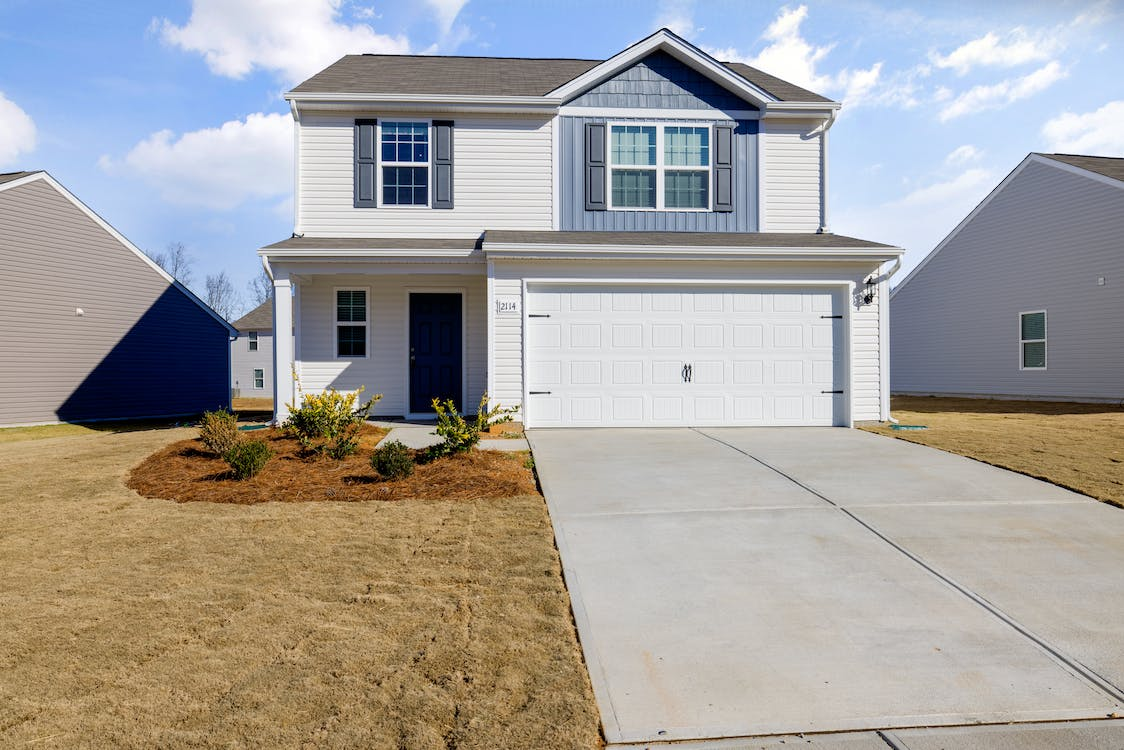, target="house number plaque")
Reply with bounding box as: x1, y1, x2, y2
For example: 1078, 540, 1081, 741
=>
496, 297, 520, 315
